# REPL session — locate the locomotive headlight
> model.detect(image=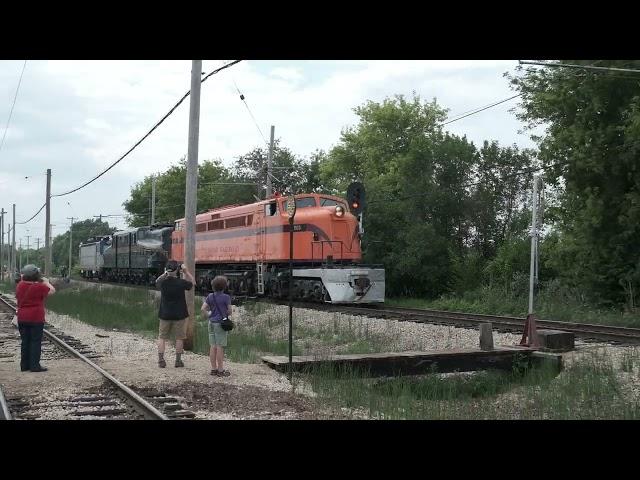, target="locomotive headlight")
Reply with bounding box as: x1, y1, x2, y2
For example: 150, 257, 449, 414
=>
335, 205, 345, 217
